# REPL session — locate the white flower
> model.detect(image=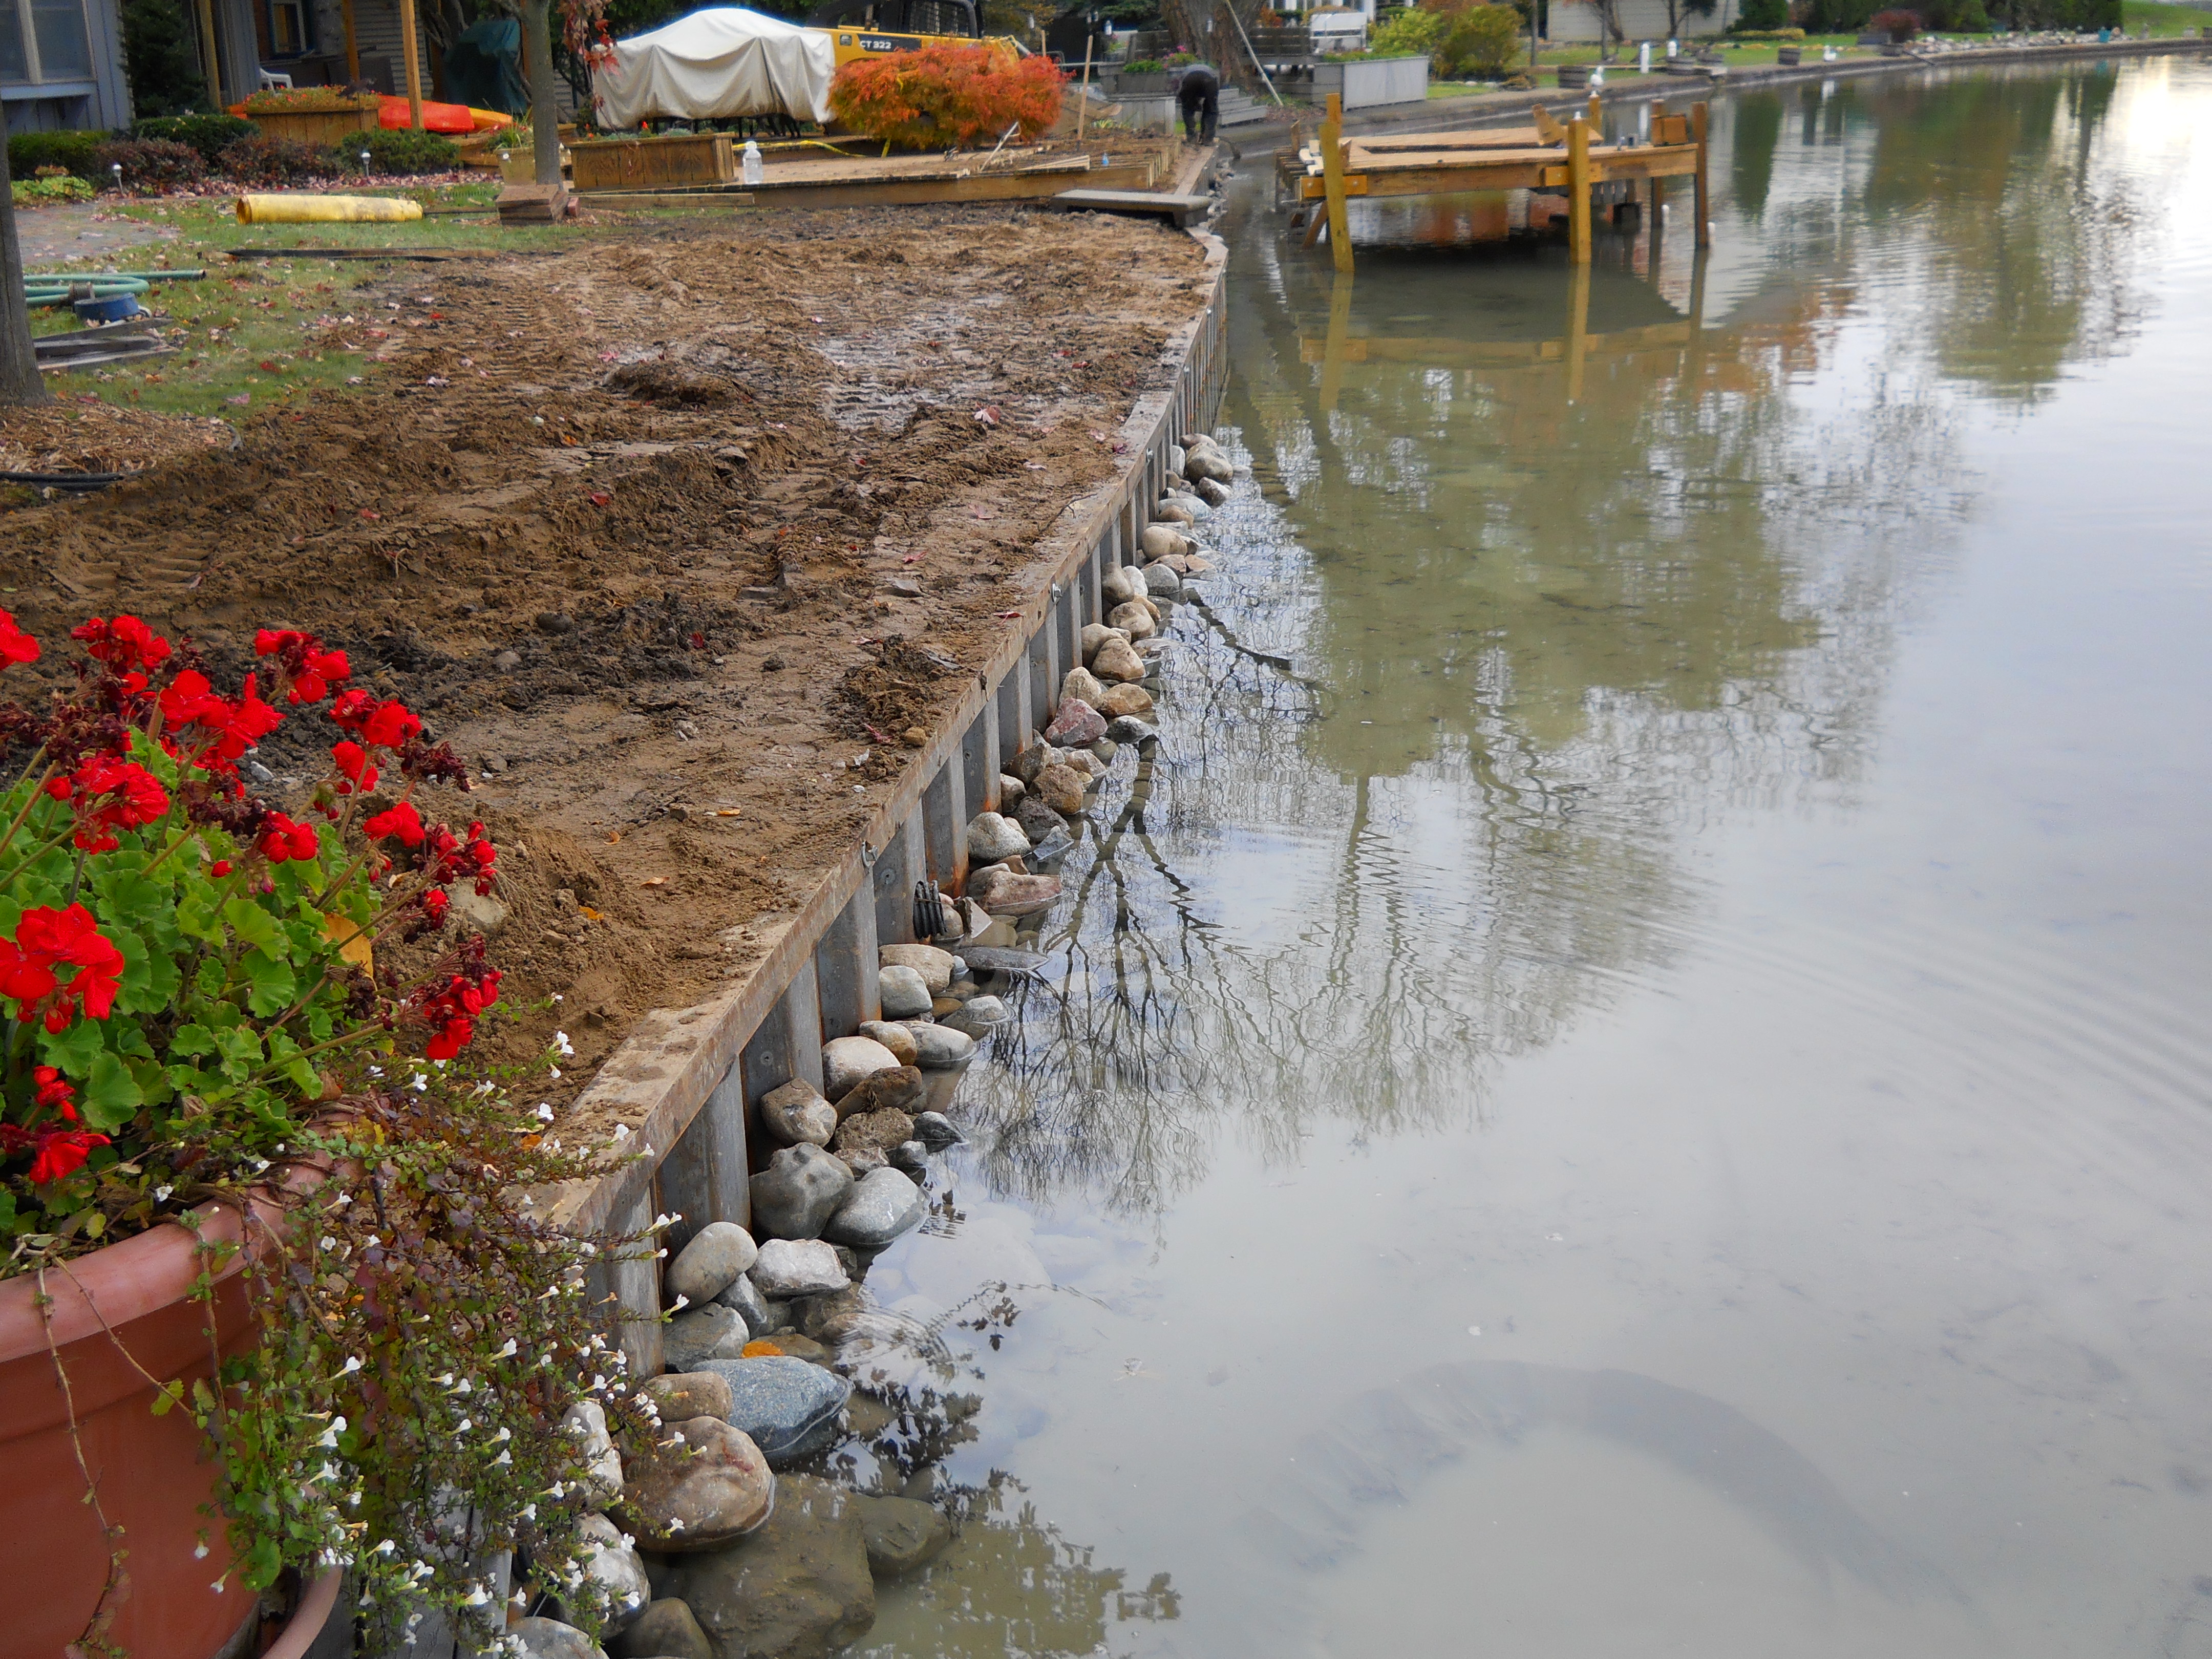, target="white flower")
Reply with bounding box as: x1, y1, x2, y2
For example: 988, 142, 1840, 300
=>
493, 1426, 511, 1441
548, 1138, 561, 1151
211, 1577, 227, 1593
434, 1373, 453, 1387
554, 1031, 575, 1058
462, 1585, 490, 1607
455, 1418, 474, 1434
317, 1236, 338, 1252
496, 1338, 518, 1359
610, 1124, 630, 1142
335, 1356, 363, 1376
412, 1073, 429, 1092
548, 1066, 562, 1080
521, 1503, 537, 1521
489, 1449, 512, 1467
451, 1378, 473, 1395
666, 1516, 686, 1532
671, 1294, 690, 1311
373, 1540, 397, 1556
545, 1482, 567, 1499
194, 1542, 210, 1559
535, 1103, 555, 1122
332, 1192, 351, 1208
552, 992, 564, 1002
368, 1065, 383, 1077
155, 1184, 174, 1202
